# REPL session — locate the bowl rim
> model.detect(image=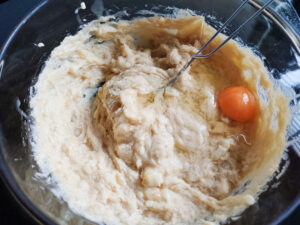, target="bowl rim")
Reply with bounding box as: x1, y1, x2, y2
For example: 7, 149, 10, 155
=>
0, 1, 299, 225
250, 0, 300, 54
0, 2, 56, 224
